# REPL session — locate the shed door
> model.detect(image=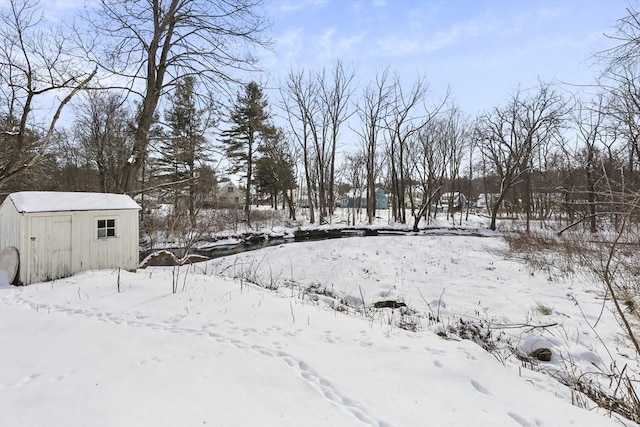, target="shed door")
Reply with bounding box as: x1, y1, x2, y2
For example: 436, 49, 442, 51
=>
29, 216, 72, 283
